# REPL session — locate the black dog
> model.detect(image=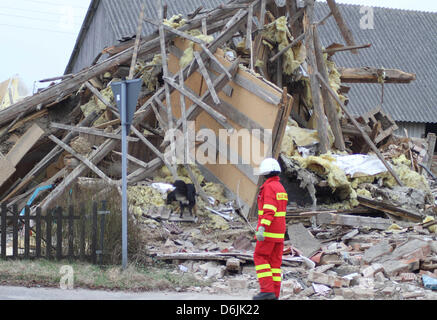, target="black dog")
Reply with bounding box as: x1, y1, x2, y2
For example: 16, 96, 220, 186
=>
166, 180, 197, 218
